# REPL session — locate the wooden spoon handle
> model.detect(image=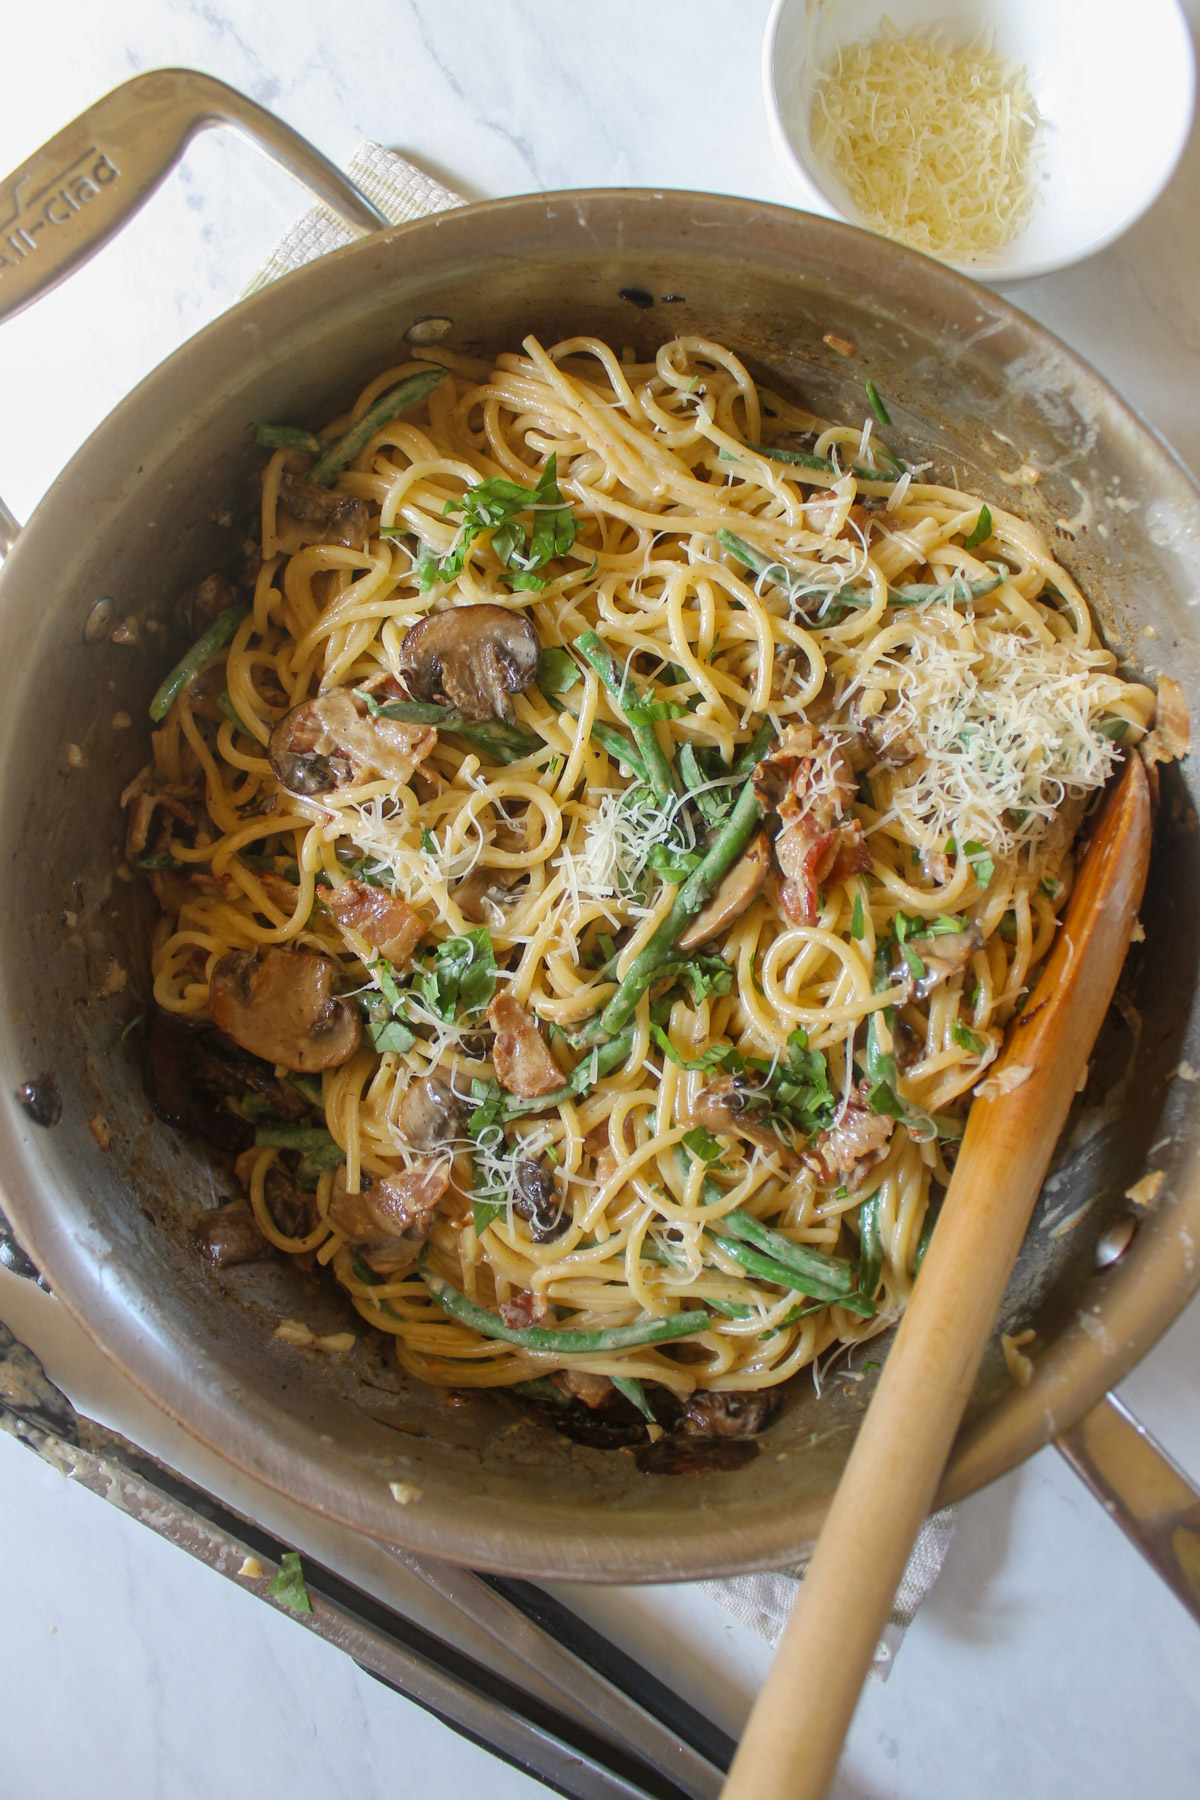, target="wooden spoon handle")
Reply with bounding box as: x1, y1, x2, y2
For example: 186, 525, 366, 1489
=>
722, 755, 1152, 1800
